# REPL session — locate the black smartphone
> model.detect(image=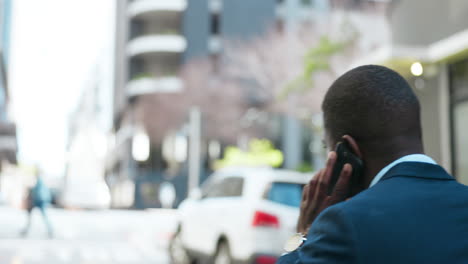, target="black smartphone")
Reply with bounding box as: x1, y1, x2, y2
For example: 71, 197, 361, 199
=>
327, 141, 364, 197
